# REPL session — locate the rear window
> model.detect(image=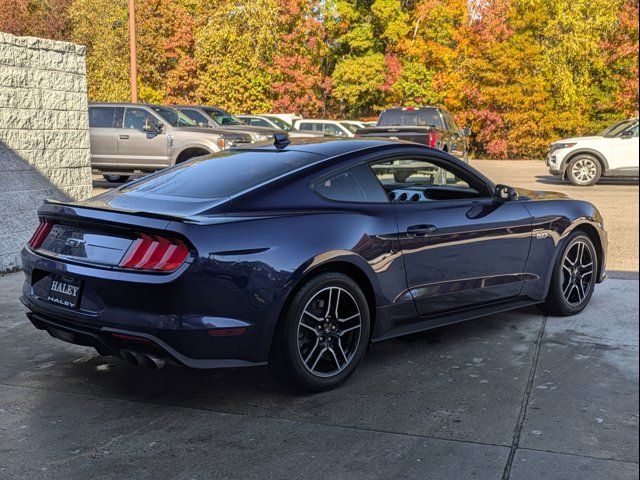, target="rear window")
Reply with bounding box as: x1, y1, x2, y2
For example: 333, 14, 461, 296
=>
121, 150, 322, 198
378, 108, 443, 128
